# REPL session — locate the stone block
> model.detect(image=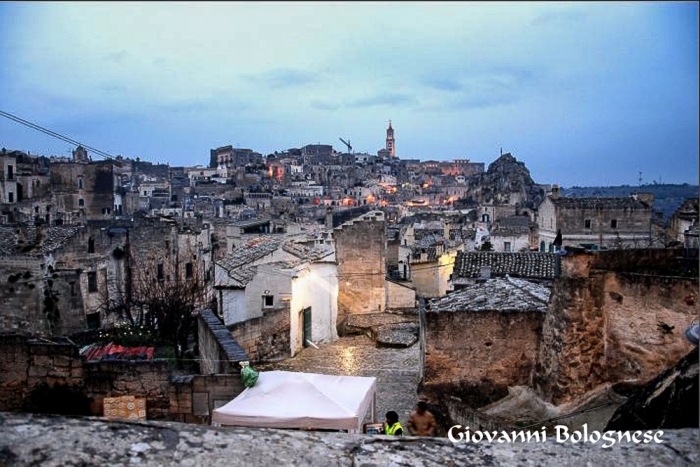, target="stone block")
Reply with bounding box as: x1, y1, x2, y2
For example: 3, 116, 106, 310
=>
193, 392, 209, 416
